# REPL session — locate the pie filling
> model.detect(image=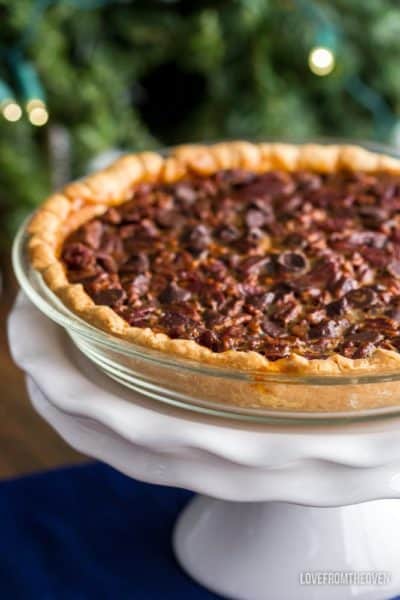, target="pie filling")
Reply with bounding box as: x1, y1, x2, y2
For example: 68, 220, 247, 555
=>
61, 169, 400, 361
